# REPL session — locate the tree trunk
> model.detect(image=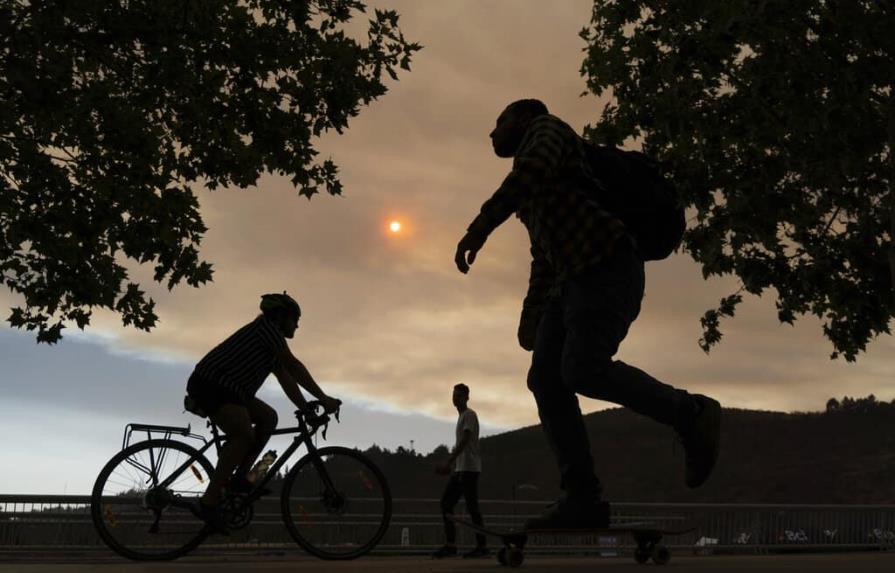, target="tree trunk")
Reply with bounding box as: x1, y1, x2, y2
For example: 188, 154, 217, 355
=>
889, 89, 895, 307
